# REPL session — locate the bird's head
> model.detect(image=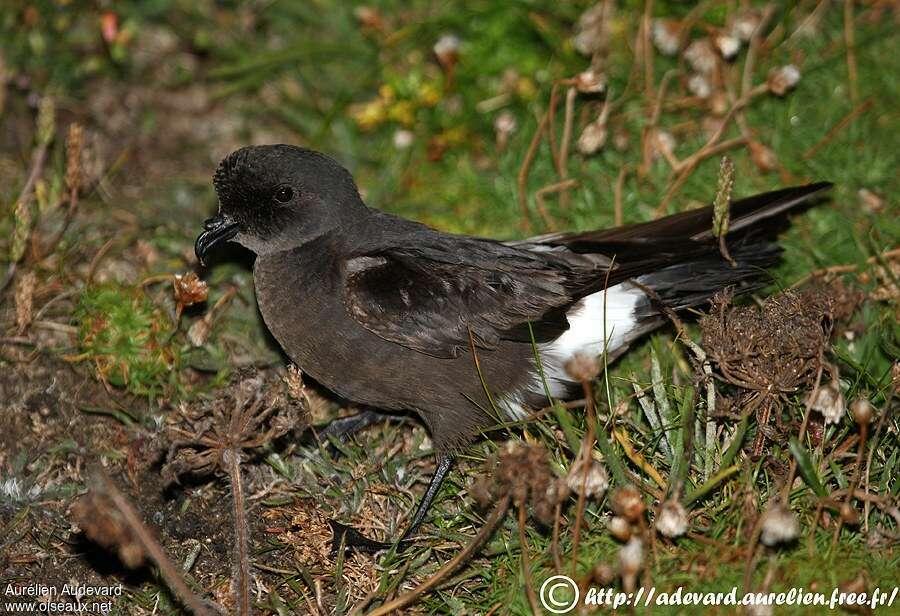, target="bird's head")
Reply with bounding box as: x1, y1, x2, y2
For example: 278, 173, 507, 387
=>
195, 144, 366, 263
